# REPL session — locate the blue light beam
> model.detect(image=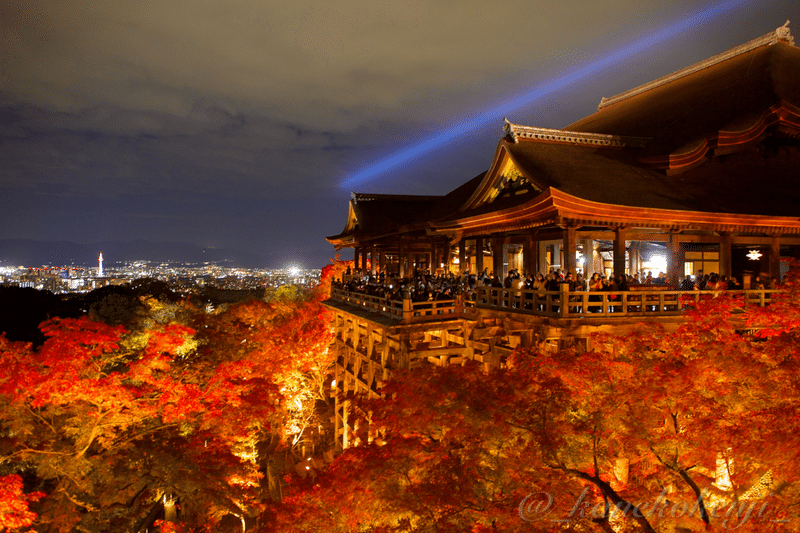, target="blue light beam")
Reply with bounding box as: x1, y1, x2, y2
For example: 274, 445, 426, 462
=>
340, 0, 754, 189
